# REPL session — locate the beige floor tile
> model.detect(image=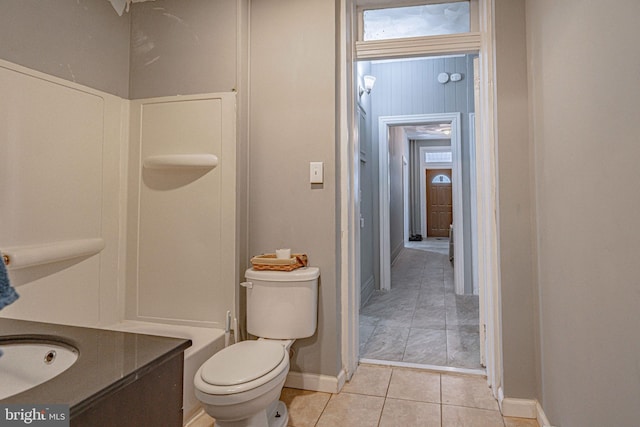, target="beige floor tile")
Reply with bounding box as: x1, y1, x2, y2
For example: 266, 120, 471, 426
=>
316, 393, 385, 427
442, 405, 505, 427
280, 388, 331, 427
341, 364, 392, 396
441, 374, 499, 411
379, 398, 441, 427
503, 416, 540, 427
386, 368, 441, 403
